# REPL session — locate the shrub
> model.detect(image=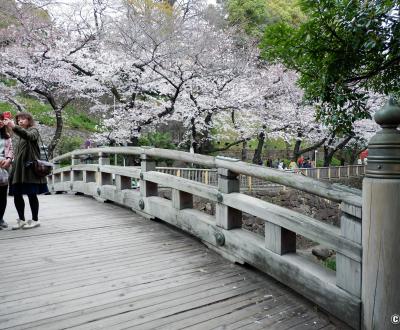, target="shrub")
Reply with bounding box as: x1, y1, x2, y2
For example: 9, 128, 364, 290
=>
139, 132, 176, 166
55, 136, 84, 156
